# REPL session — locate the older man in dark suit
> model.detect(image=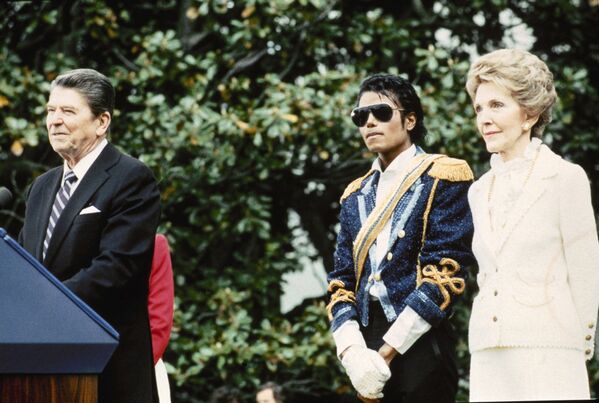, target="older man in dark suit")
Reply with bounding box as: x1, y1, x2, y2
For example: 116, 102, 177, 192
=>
19, 68, 160, 403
